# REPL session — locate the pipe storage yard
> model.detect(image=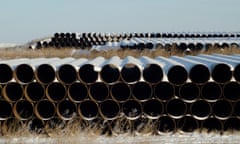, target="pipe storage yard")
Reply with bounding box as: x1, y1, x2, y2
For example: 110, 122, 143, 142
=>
1, 54, 240, 139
